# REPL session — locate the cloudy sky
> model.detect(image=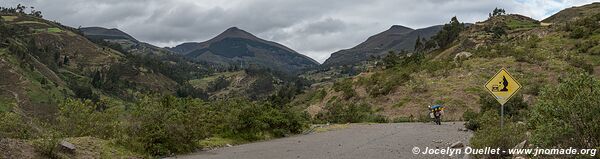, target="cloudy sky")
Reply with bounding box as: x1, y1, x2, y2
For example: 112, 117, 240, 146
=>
1, 0, 597, 63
